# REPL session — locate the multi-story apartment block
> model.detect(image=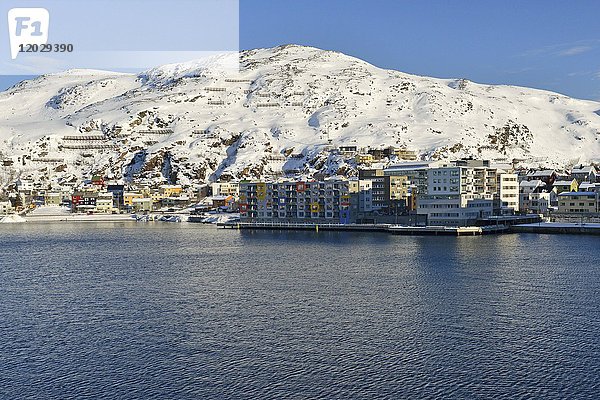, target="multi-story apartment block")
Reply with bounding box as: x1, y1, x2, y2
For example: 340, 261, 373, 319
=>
384, 161, 443, 210
357, 179, 373, 213
239, 179, 351, 224
95, 192, 116, 213
358, 169, 409, 212
496, 173, 519, 212
417, 164, 495, 226
124, 192, 144, 207
558, 192, 599, 214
